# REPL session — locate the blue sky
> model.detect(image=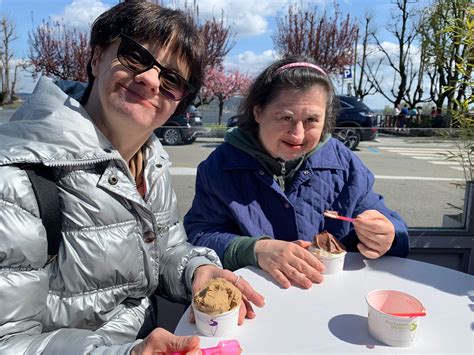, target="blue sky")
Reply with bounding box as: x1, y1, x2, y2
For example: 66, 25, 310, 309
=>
1, 0, 430, 109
